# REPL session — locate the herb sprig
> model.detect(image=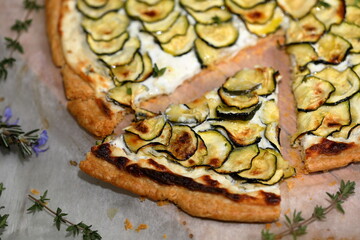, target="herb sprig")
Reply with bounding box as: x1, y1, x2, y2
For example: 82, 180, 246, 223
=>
28, 191, 102, 240
0, 183, 9, 238
262, 180, 356, 240
152, 64, 167, 78
0, 0, 43, 81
